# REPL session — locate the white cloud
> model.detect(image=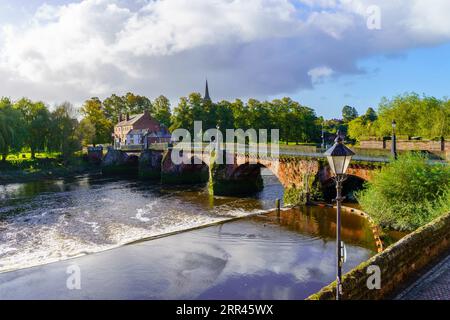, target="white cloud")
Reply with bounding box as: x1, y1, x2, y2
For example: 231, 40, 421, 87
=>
308, 66, 334, 83
0, 0, 449, 106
